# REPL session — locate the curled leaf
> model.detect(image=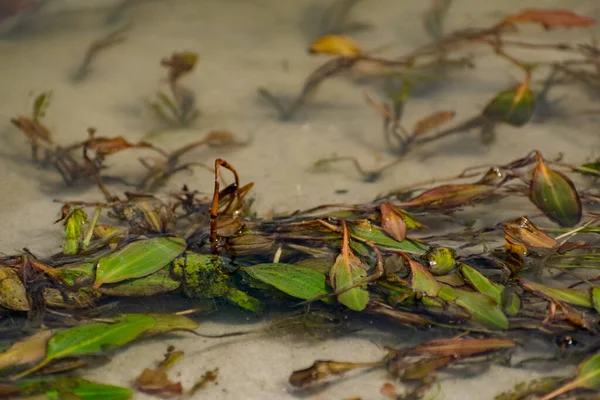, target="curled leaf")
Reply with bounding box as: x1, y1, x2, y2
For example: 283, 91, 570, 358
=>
503, 216, 558, 254
529, 151, 582, 227
380, 202, 407, 242
308, 34, 362, 57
